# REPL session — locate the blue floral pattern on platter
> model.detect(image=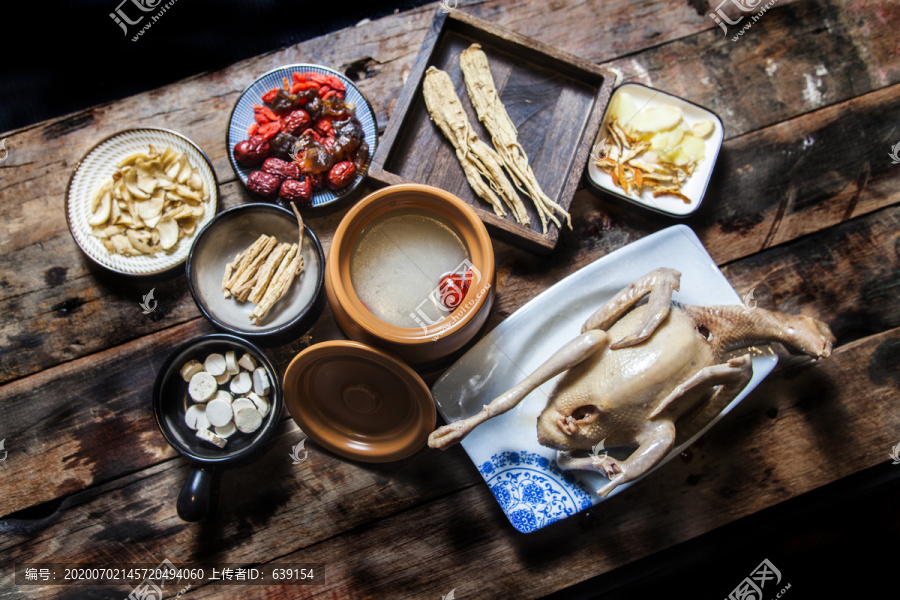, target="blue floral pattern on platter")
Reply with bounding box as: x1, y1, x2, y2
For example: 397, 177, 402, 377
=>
478, 450, 593, 533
